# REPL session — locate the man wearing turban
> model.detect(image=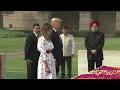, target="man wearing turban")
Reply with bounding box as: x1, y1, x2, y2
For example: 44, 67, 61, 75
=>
85, 20, 105, 72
